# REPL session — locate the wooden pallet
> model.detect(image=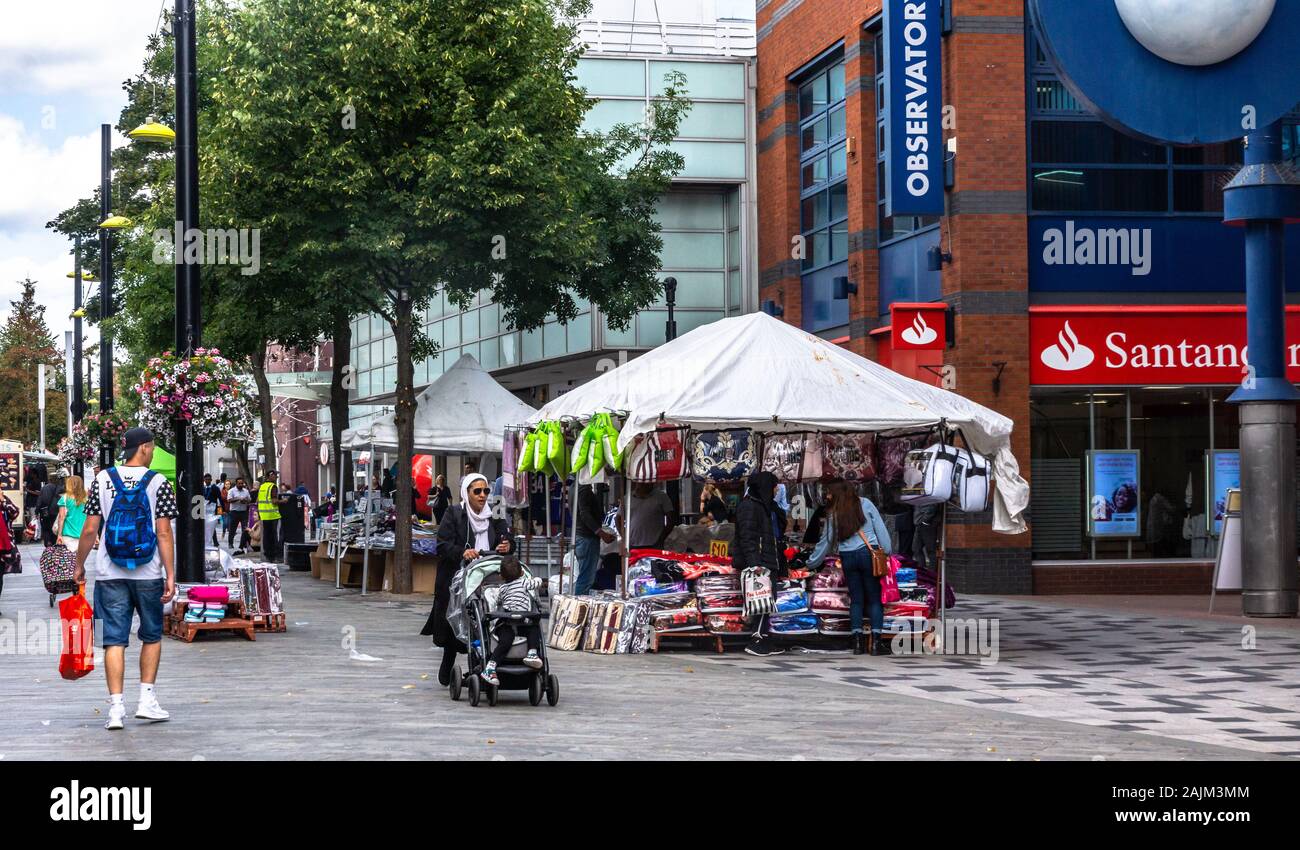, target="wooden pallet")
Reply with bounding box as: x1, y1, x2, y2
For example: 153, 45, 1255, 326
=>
649, 629, 726, 654
249, 611, 287, 633
167, 614, 256, 643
